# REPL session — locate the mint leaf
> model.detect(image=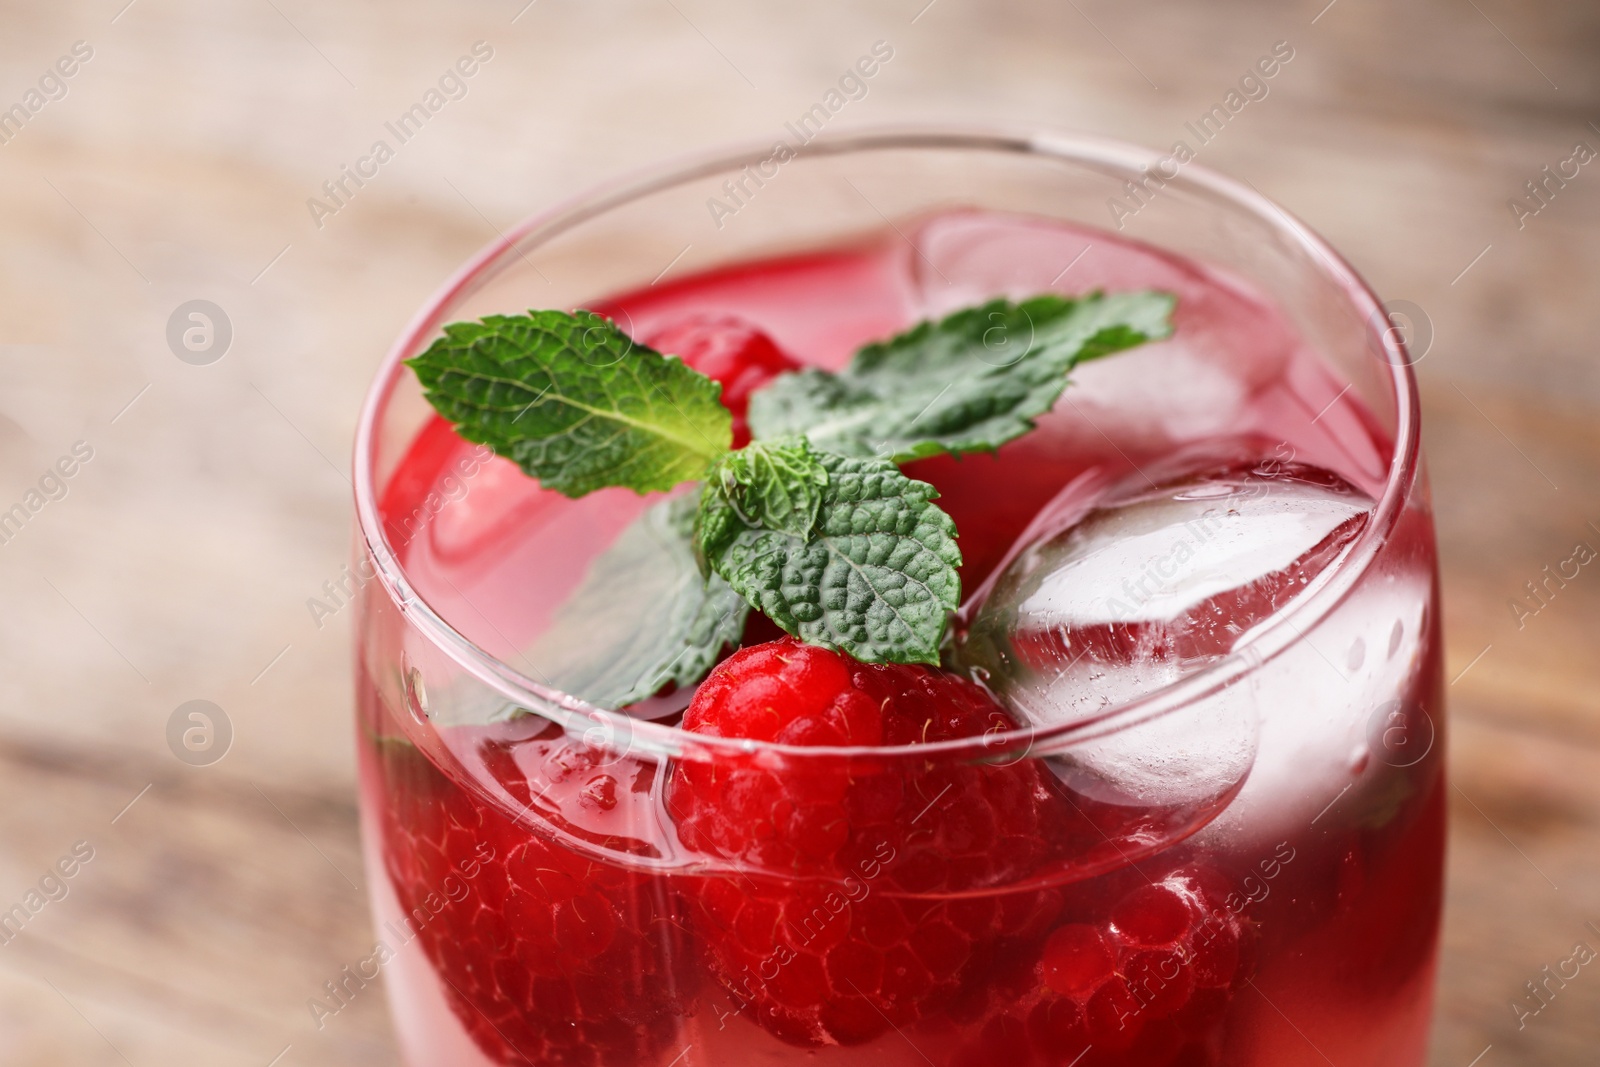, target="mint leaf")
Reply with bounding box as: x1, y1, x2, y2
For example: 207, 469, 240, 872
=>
747, 291, 1175, 461
528, 494, 747, 707
698, 452, 960, 665
433, 495, 748, 722
407, 310, 731, 497
705, 436, 829, 539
